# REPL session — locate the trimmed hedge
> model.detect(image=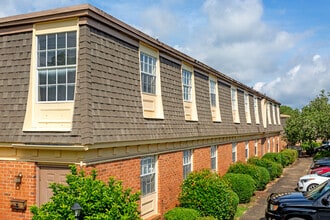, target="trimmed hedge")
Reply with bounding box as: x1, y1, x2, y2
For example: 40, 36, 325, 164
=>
248, 157, 283, 180
223, 173, 256, 203
280, 149, 298, 166
227, 162, 270, 190
164, 207, 200, 220
262, 153, 283, 166
179, 169, 239, 220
